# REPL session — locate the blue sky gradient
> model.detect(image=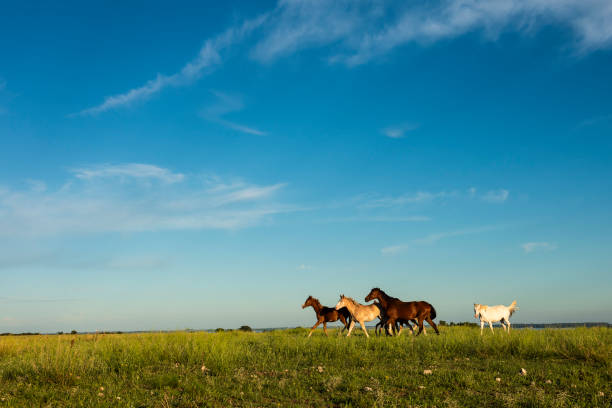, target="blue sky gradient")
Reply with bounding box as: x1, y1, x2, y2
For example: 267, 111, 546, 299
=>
1, 0, 611, 332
